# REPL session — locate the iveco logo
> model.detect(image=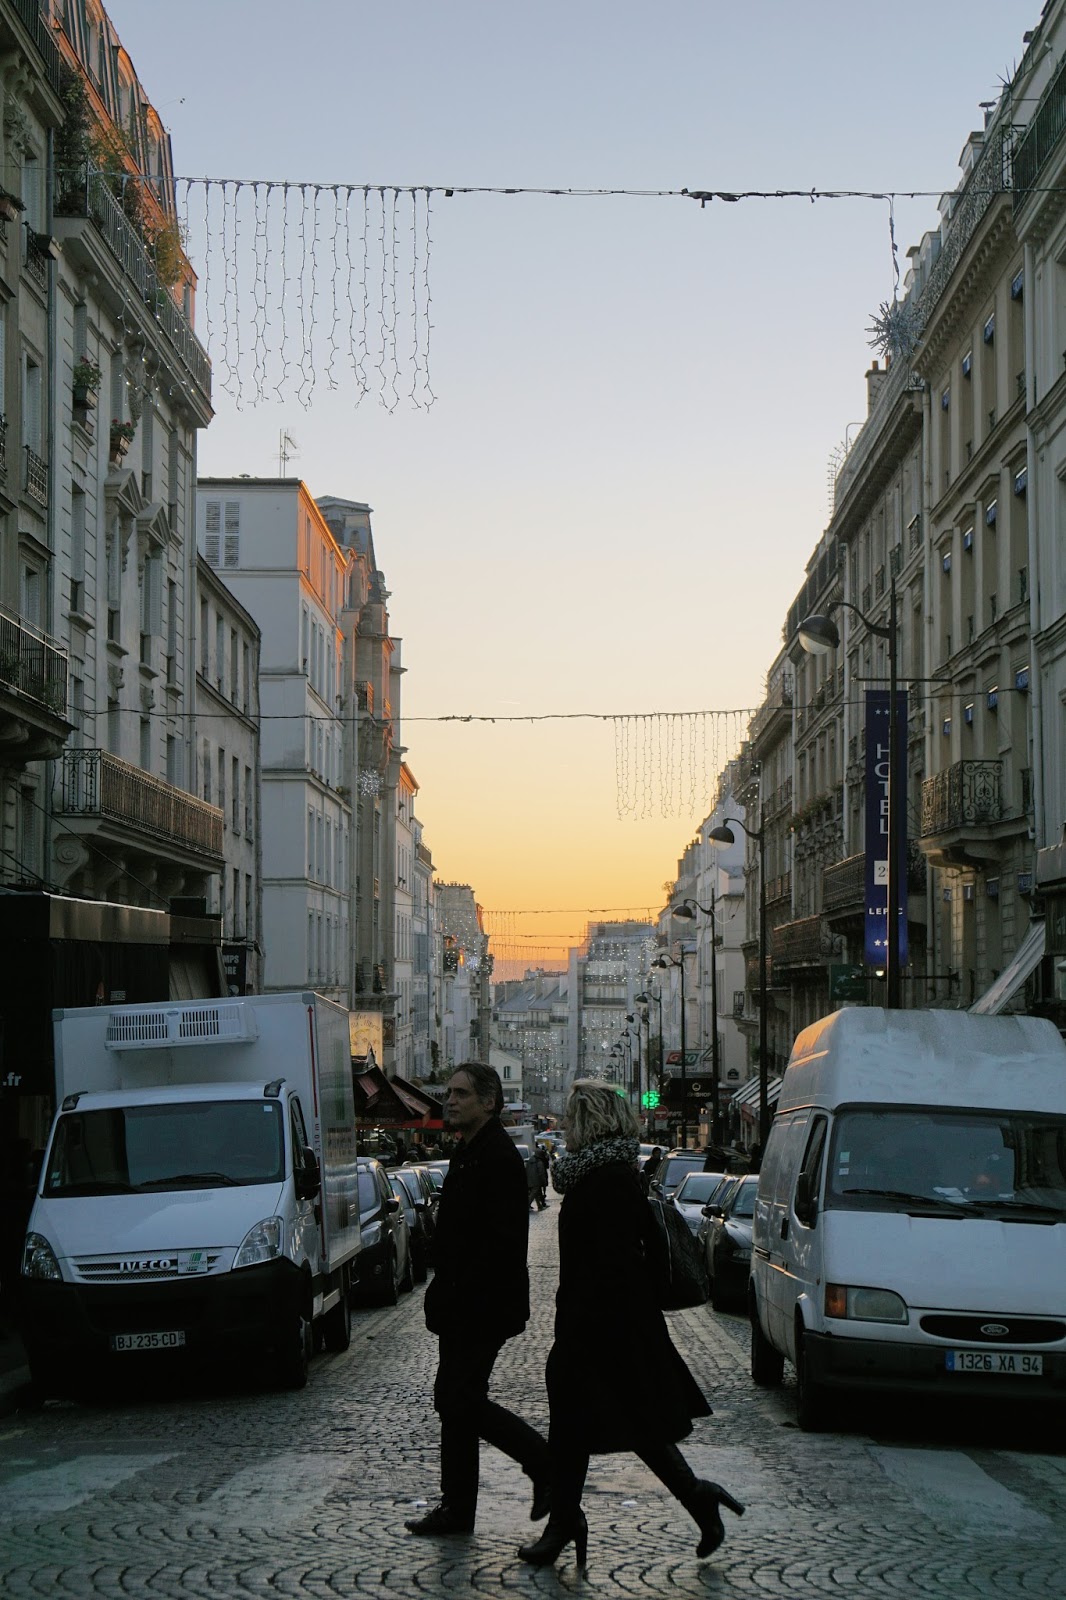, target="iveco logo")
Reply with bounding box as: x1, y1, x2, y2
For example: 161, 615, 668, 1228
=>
120, 1257, 175, 1273
980, 1322, 1010, 1338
